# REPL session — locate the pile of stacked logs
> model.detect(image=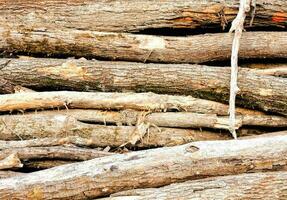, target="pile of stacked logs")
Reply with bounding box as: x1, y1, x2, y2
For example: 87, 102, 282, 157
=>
0, 0, 286, 199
